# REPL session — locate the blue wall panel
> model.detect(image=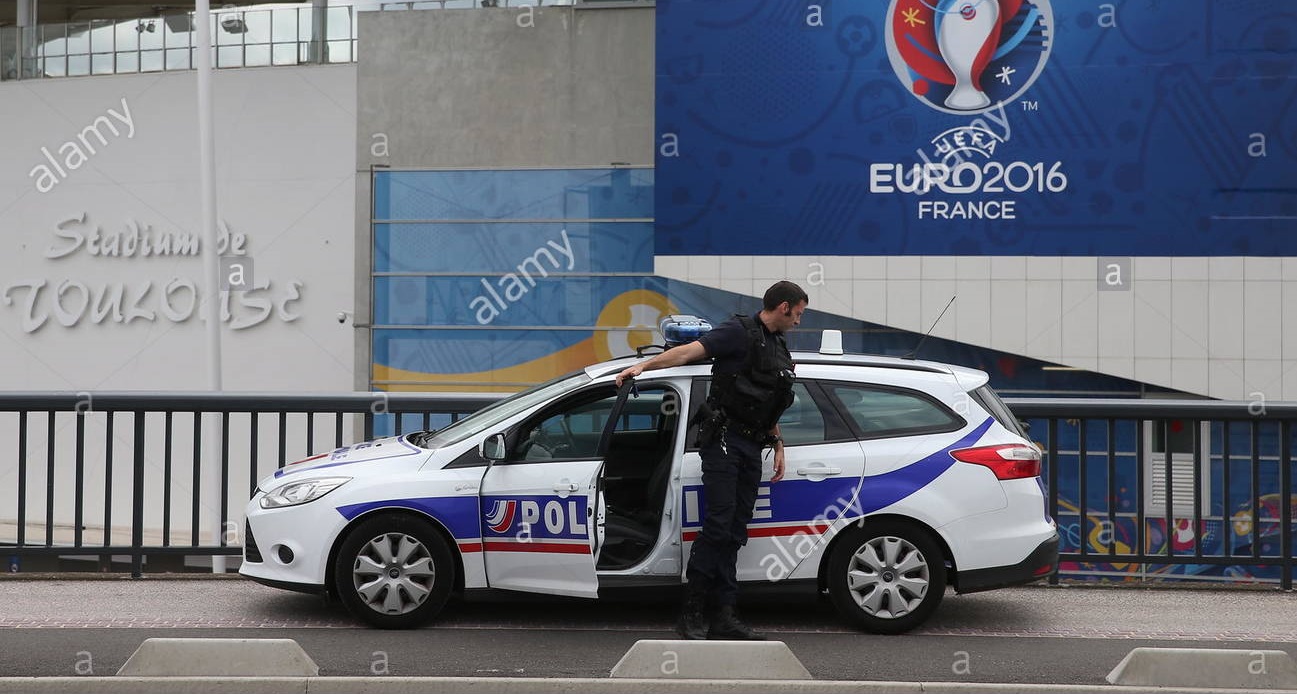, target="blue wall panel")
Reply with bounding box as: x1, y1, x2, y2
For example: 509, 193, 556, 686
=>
656, 0, 1297, 256
371, 168, 667, 390
374, 276, 670, 327
374, 222, 654, 274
